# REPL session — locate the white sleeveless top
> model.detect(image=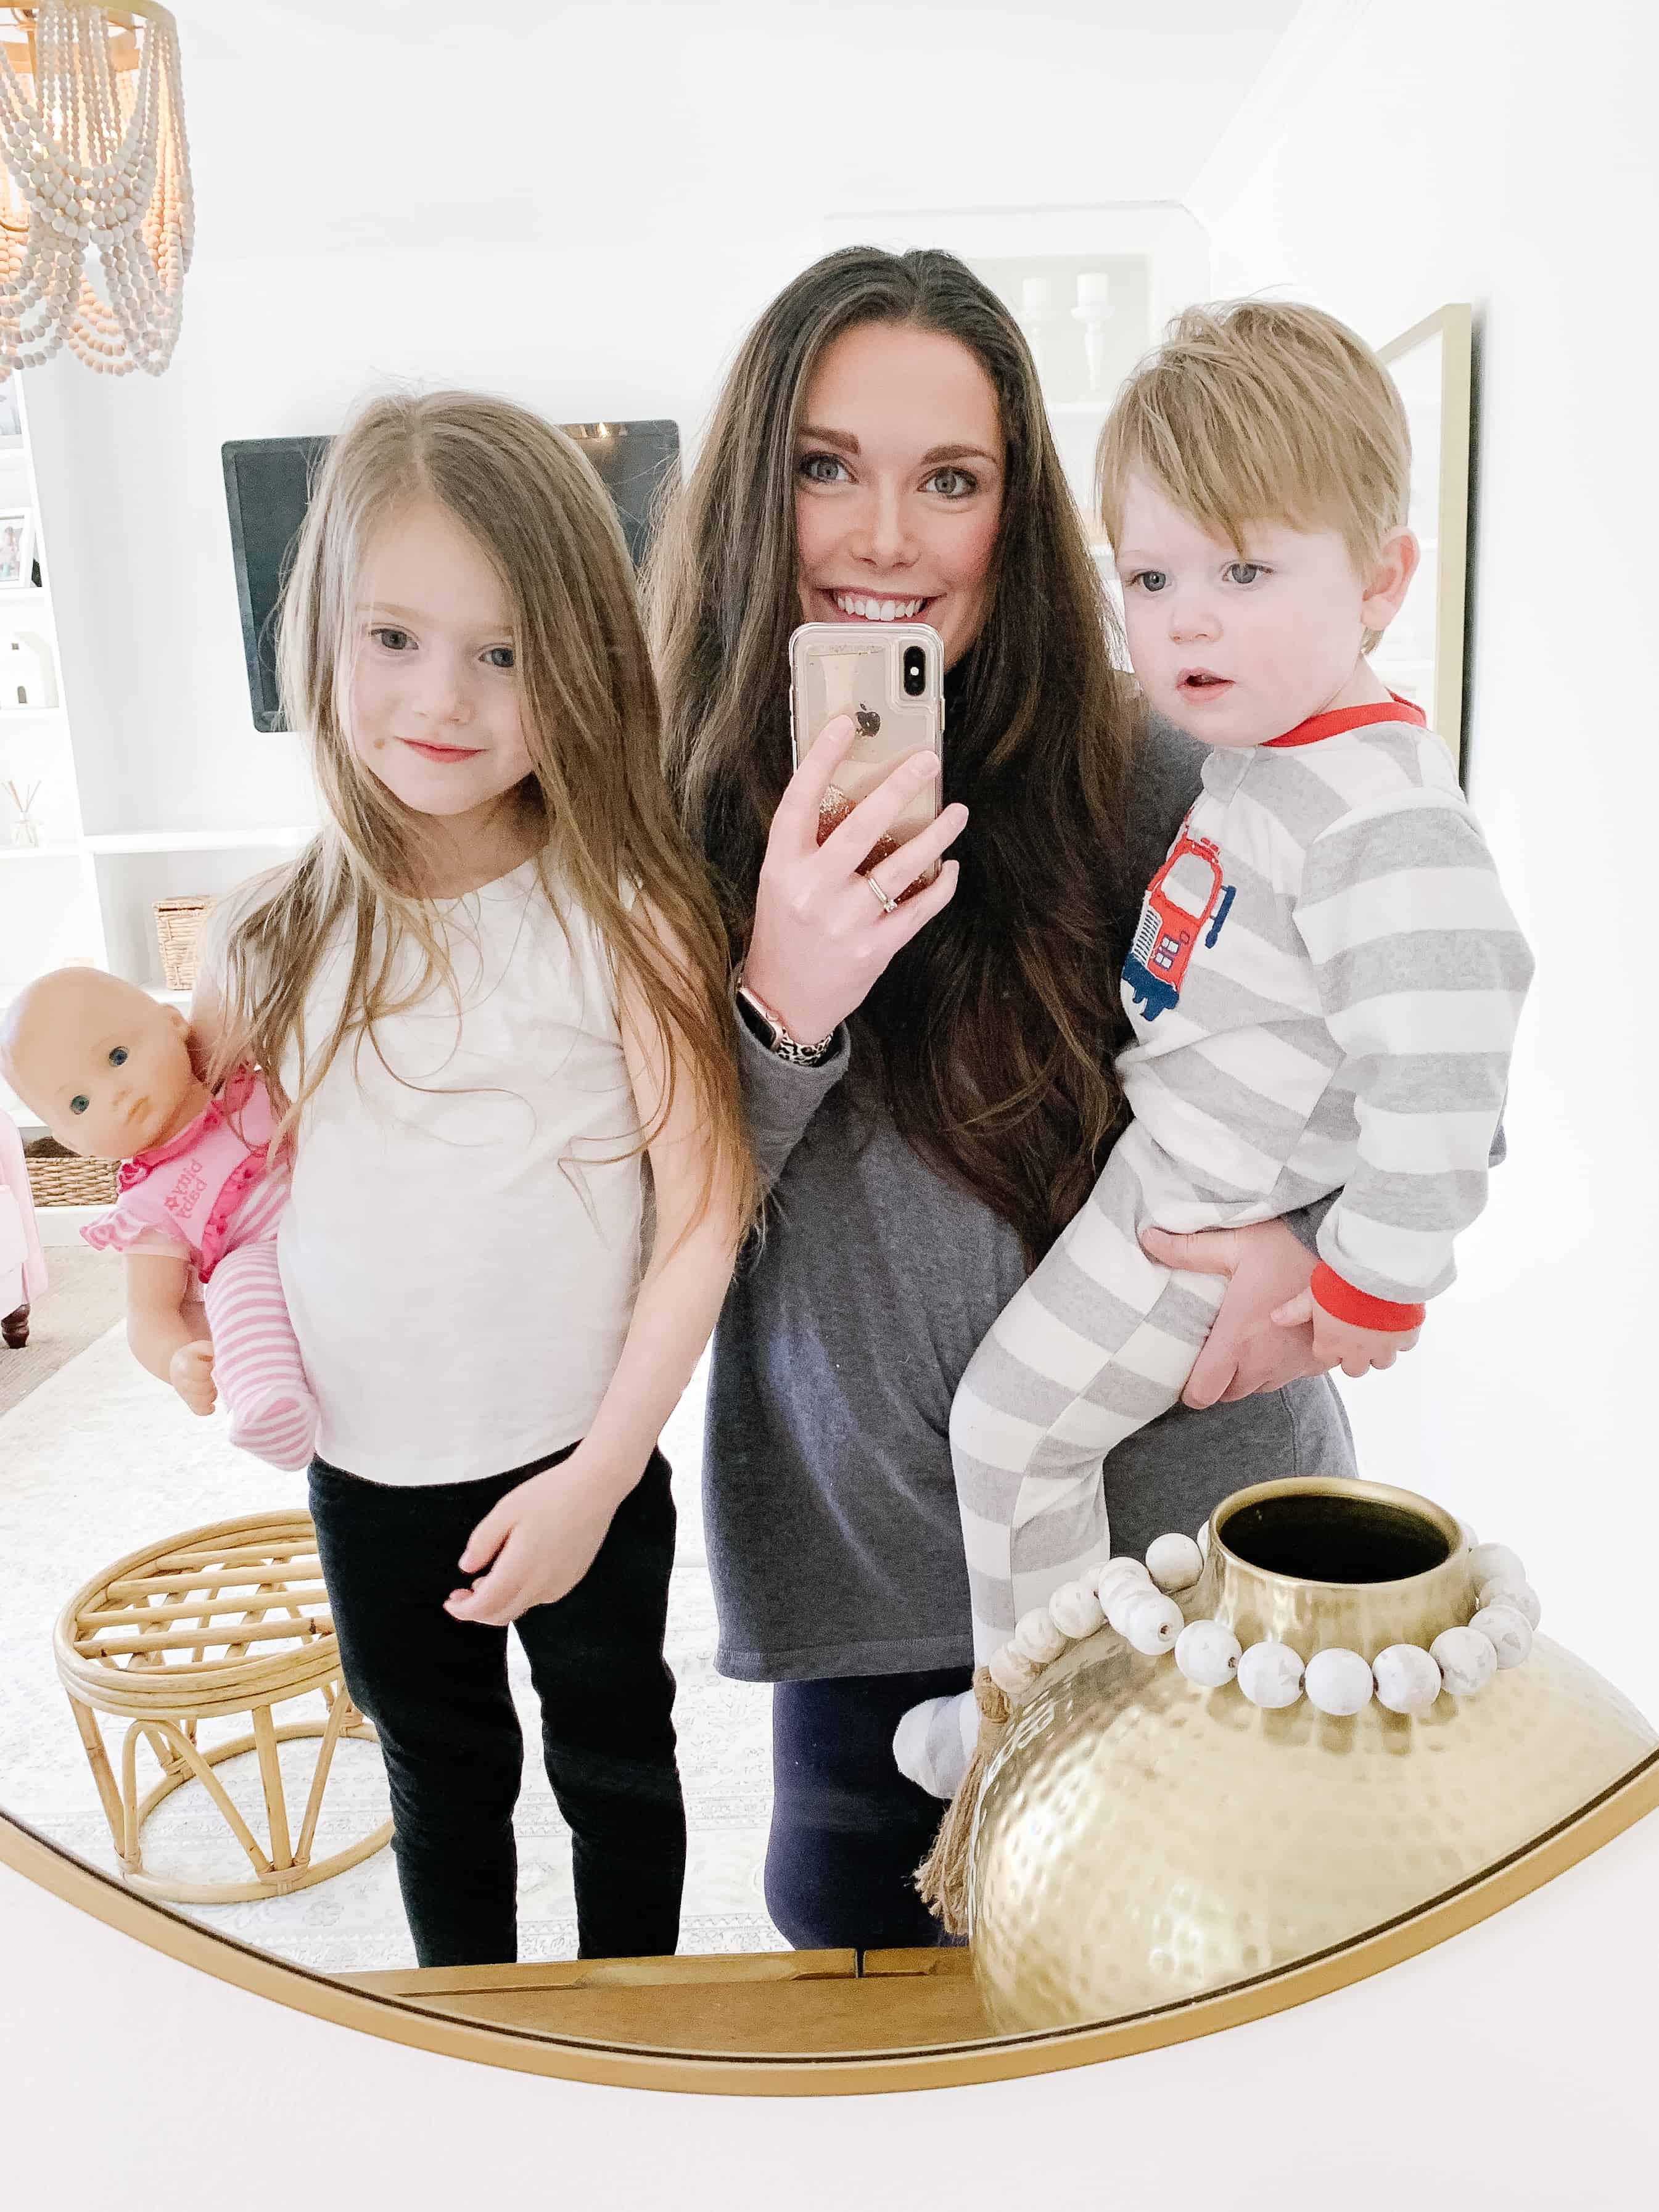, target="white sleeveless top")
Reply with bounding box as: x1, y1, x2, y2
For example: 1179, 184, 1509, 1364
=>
209, 860, 644, 1485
